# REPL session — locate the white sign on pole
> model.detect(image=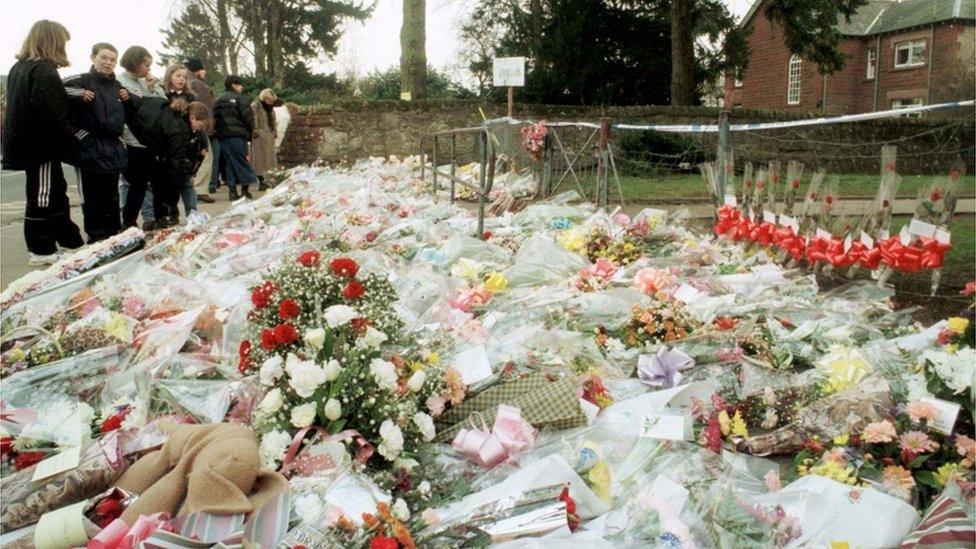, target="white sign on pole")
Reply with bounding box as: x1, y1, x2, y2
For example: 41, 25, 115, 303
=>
493, 57, 526, 87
